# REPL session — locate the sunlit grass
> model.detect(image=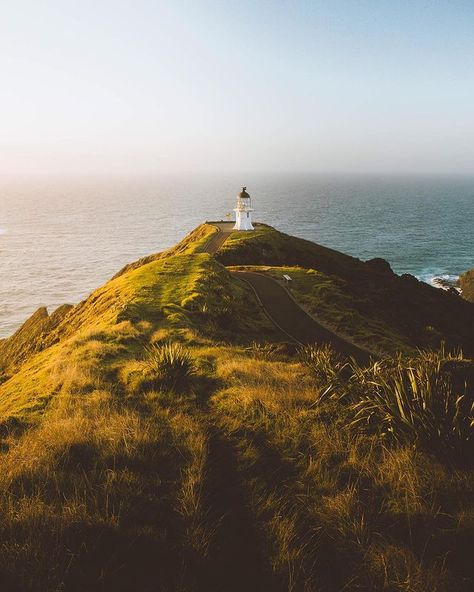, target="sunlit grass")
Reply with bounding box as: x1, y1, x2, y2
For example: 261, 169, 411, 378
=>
0, 221, 472, 590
